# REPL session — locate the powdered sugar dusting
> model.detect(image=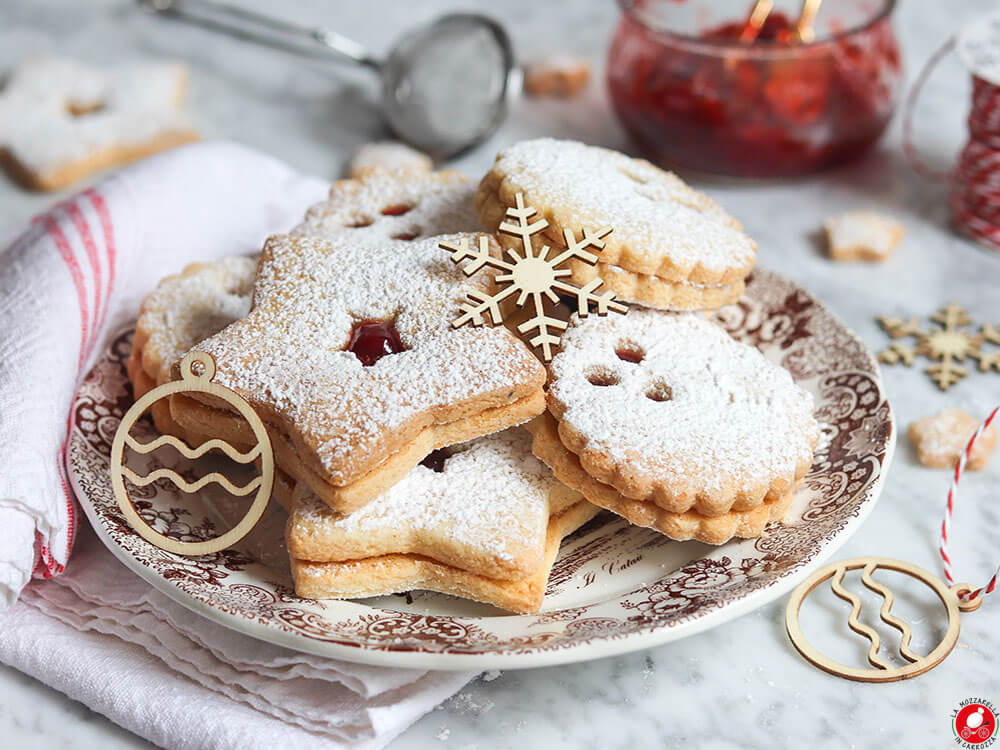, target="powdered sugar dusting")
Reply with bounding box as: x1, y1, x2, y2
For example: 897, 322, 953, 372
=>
549, 311, 818, 493
0, 56, 194, 174
289, 429, 551, 564
491, 138, 756, 276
